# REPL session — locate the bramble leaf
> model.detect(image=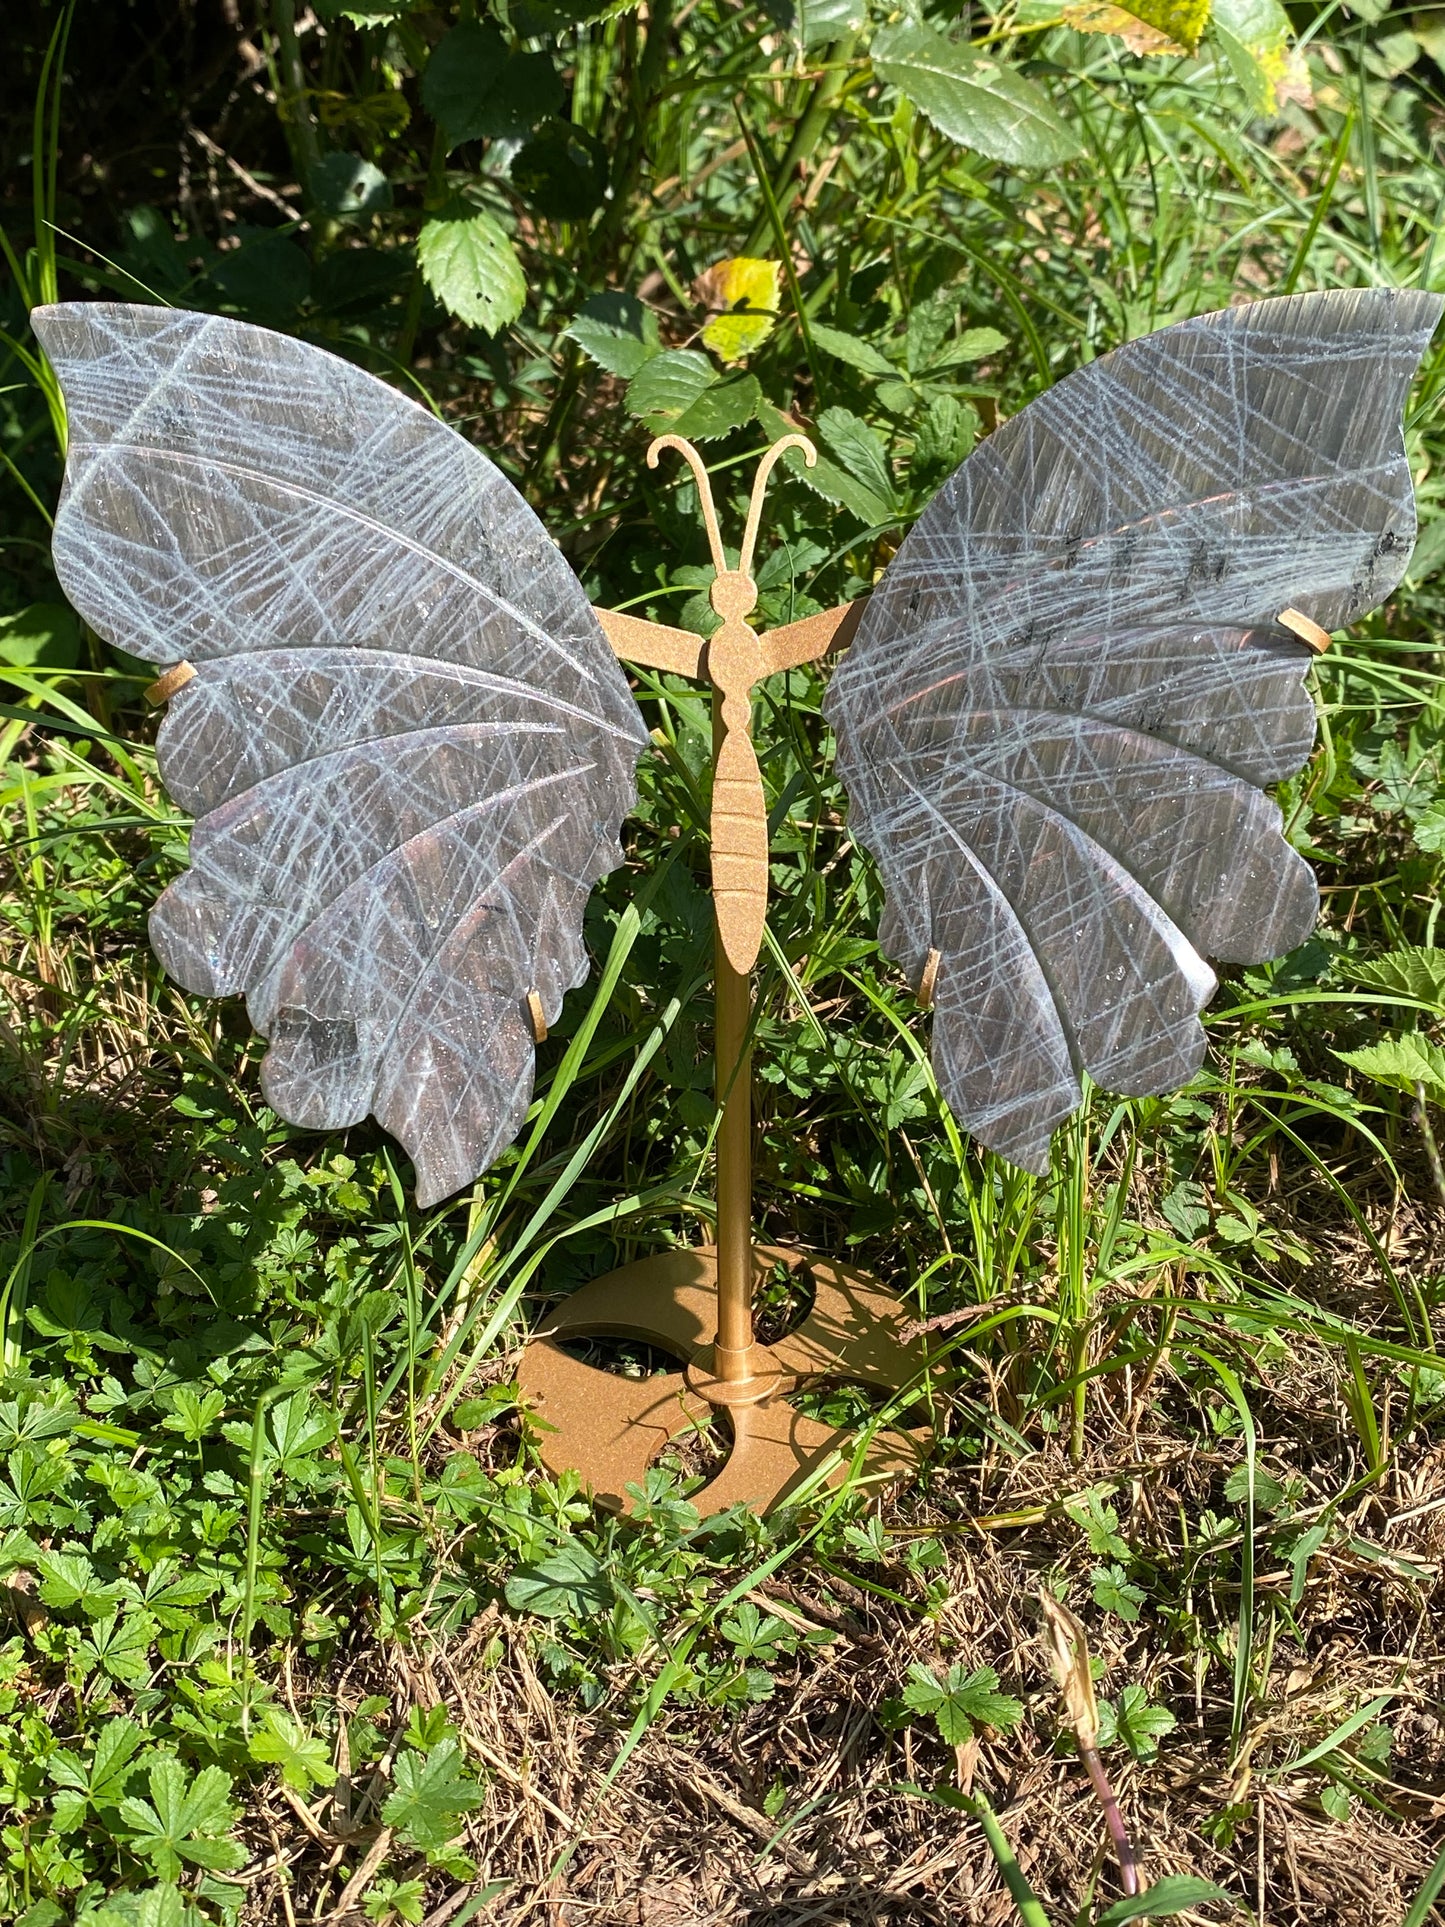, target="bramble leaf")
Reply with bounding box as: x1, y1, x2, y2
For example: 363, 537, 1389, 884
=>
417, 207, 526, 334
872, 22, 1082, 168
